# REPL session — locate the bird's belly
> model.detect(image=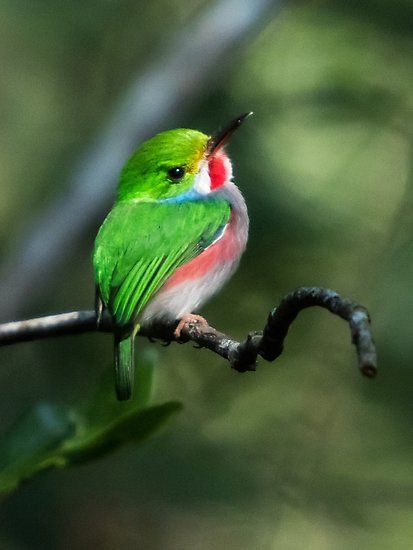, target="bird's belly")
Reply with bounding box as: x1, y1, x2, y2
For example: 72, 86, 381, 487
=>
139, 212, 245, 325
139, 257, 239, 326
